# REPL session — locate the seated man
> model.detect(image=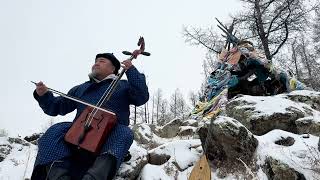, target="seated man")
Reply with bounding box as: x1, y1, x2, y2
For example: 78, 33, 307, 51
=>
31, 53, 149, 180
